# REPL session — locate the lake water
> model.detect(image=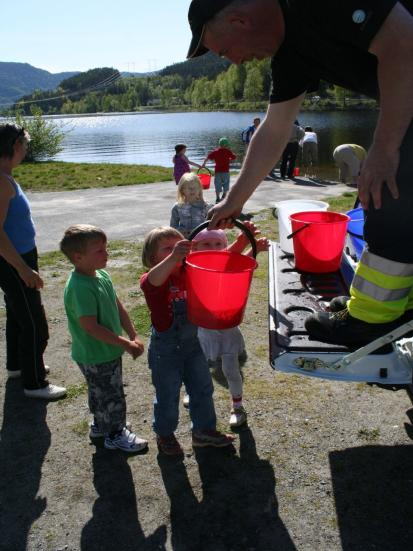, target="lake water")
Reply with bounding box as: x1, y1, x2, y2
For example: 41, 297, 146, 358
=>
51, 110, 377, 176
